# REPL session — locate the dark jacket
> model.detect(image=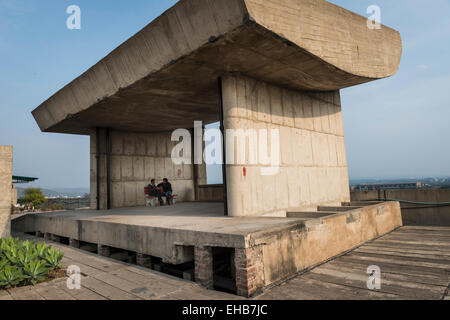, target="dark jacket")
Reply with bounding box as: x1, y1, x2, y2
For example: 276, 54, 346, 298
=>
158, 182, 172, 193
